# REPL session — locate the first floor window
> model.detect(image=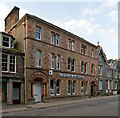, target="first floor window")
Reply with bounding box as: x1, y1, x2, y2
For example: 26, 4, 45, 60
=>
2, 54, 8, 72
68, 58, 71, 71
81, 61, 84, 73
68, 80, 71, 95
56, 55, 60, 70
72, 59, 75, 72
10, 55, 16, 72
56, 80, 60, 95
72, 81, 75, 94
50, 80, 54, 95
91, 63, 94, 75
98, 66, 102, 75
81, 44, 83, 54
84, 62, 87, 74
85, 82, 87, 94
99, 81, 102, 90
35, 51, 41, 67
50, 54, 54, 69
